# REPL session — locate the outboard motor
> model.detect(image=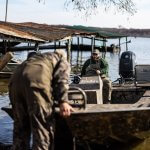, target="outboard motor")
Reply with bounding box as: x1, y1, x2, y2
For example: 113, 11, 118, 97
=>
119, 51, 136, 80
